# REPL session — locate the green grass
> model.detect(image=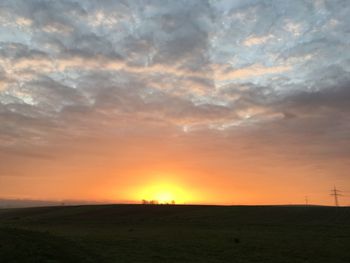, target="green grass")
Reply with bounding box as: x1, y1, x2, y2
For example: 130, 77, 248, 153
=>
0, 205, 349, 262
